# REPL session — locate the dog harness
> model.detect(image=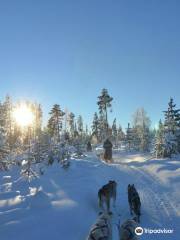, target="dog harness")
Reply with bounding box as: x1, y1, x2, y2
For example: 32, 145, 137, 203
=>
88, 216, 111, 240
121, 220, 137, 240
